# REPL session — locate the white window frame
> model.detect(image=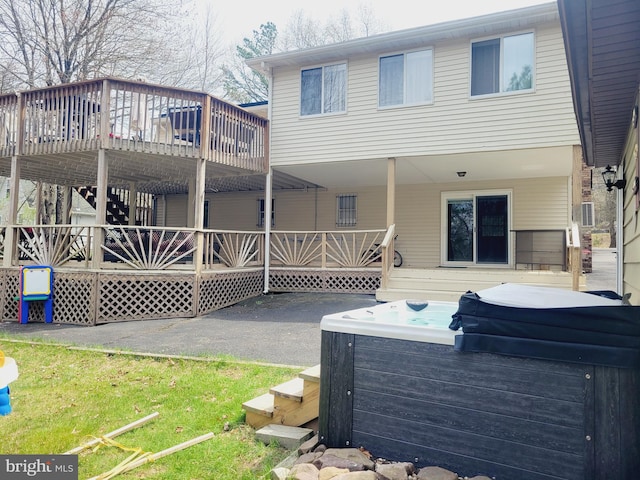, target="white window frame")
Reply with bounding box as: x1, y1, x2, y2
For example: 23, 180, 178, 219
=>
470, 31, 535, 98
378, 48, 434, 108
300, 63, 347, 117
581, 202, 595, 227
336, 194, 357, 227
440, 189, 513, 267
